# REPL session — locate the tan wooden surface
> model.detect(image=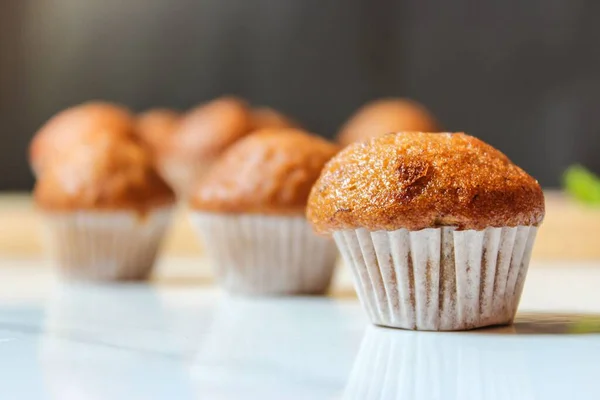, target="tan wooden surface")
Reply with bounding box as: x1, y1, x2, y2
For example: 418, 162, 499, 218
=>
1, 191, 599, 260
